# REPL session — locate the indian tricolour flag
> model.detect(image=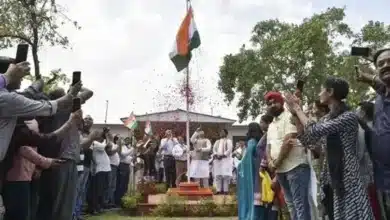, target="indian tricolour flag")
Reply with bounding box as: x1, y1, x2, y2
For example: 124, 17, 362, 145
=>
144, 120, 153, 135
169, 6, 201, 72
124, 112, 138, 130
